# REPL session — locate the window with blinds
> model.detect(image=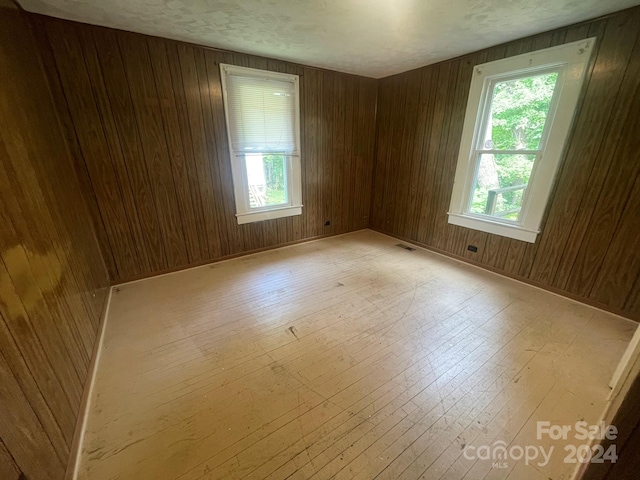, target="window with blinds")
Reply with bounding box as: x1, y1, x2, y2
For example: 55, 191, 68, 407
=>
220, 64, 302, 224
